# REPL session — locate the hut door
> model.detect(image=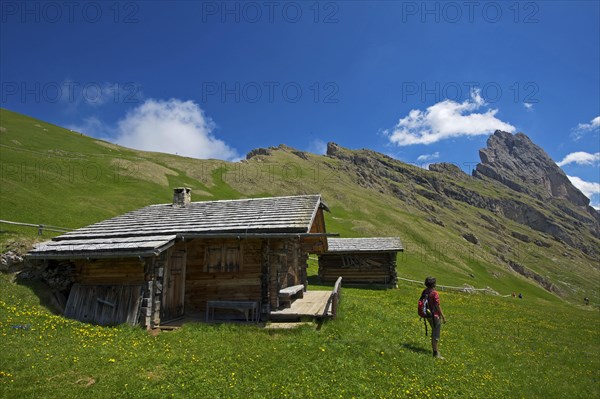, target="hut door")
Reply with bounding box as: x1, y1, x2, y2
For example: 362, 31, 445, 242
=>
162, 250, 186, 322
